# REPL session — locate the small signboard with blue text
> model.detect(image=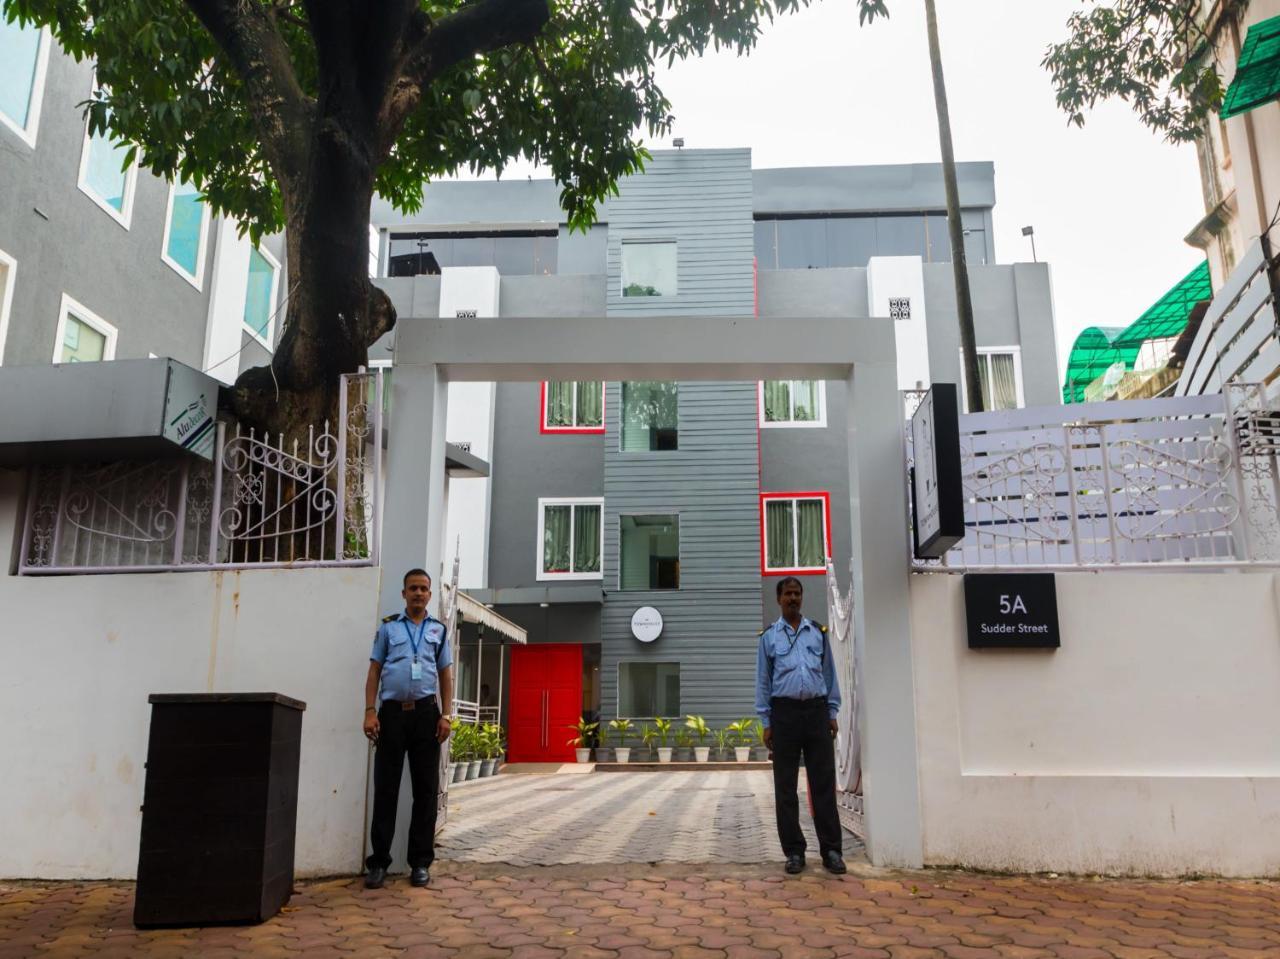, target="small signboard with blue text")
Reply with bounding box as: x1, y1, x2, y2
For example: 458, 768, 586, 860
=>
163, 361, 217, 461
